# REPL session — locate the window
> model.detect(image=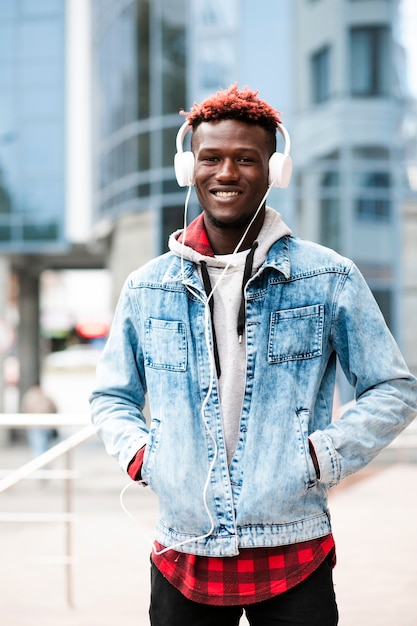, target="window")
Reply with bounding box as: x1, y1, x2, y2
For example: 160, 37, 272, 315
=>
161, 205, 184, 252
355, 171, 391, 220
320, 171, 341, 250
0, 1, 15, 20
0, 171, 12, 214
350, 26, 390, 96
311, 46, 330, 103
161, 0, 186, 115
372, 288, 392, 331
162, 127, 178, 167
23, 220, 59, 242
